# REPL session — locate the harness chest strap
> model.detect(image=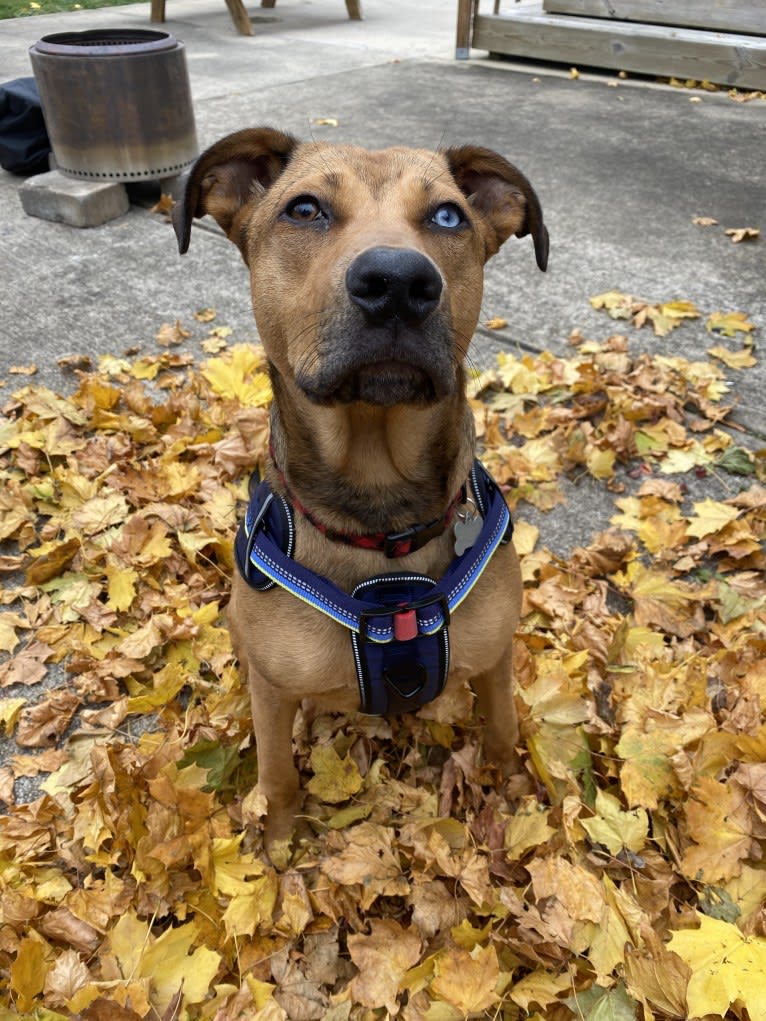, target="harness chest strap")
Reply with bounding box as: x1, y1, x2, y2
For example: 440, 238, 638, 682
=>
233, 460, 513, 713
